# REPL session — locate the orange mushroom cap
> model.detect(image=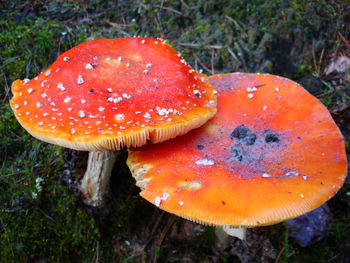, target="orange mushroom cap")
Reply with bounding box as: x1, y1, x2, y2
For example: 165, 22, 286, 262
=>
127, 73, 348, 227
9, 37, 216, 151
